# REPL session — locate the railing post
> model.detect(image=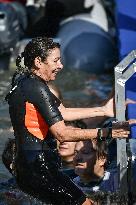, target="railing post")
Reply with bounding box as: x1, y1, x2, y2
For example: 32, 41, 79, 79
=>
114, 50, 136, 194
